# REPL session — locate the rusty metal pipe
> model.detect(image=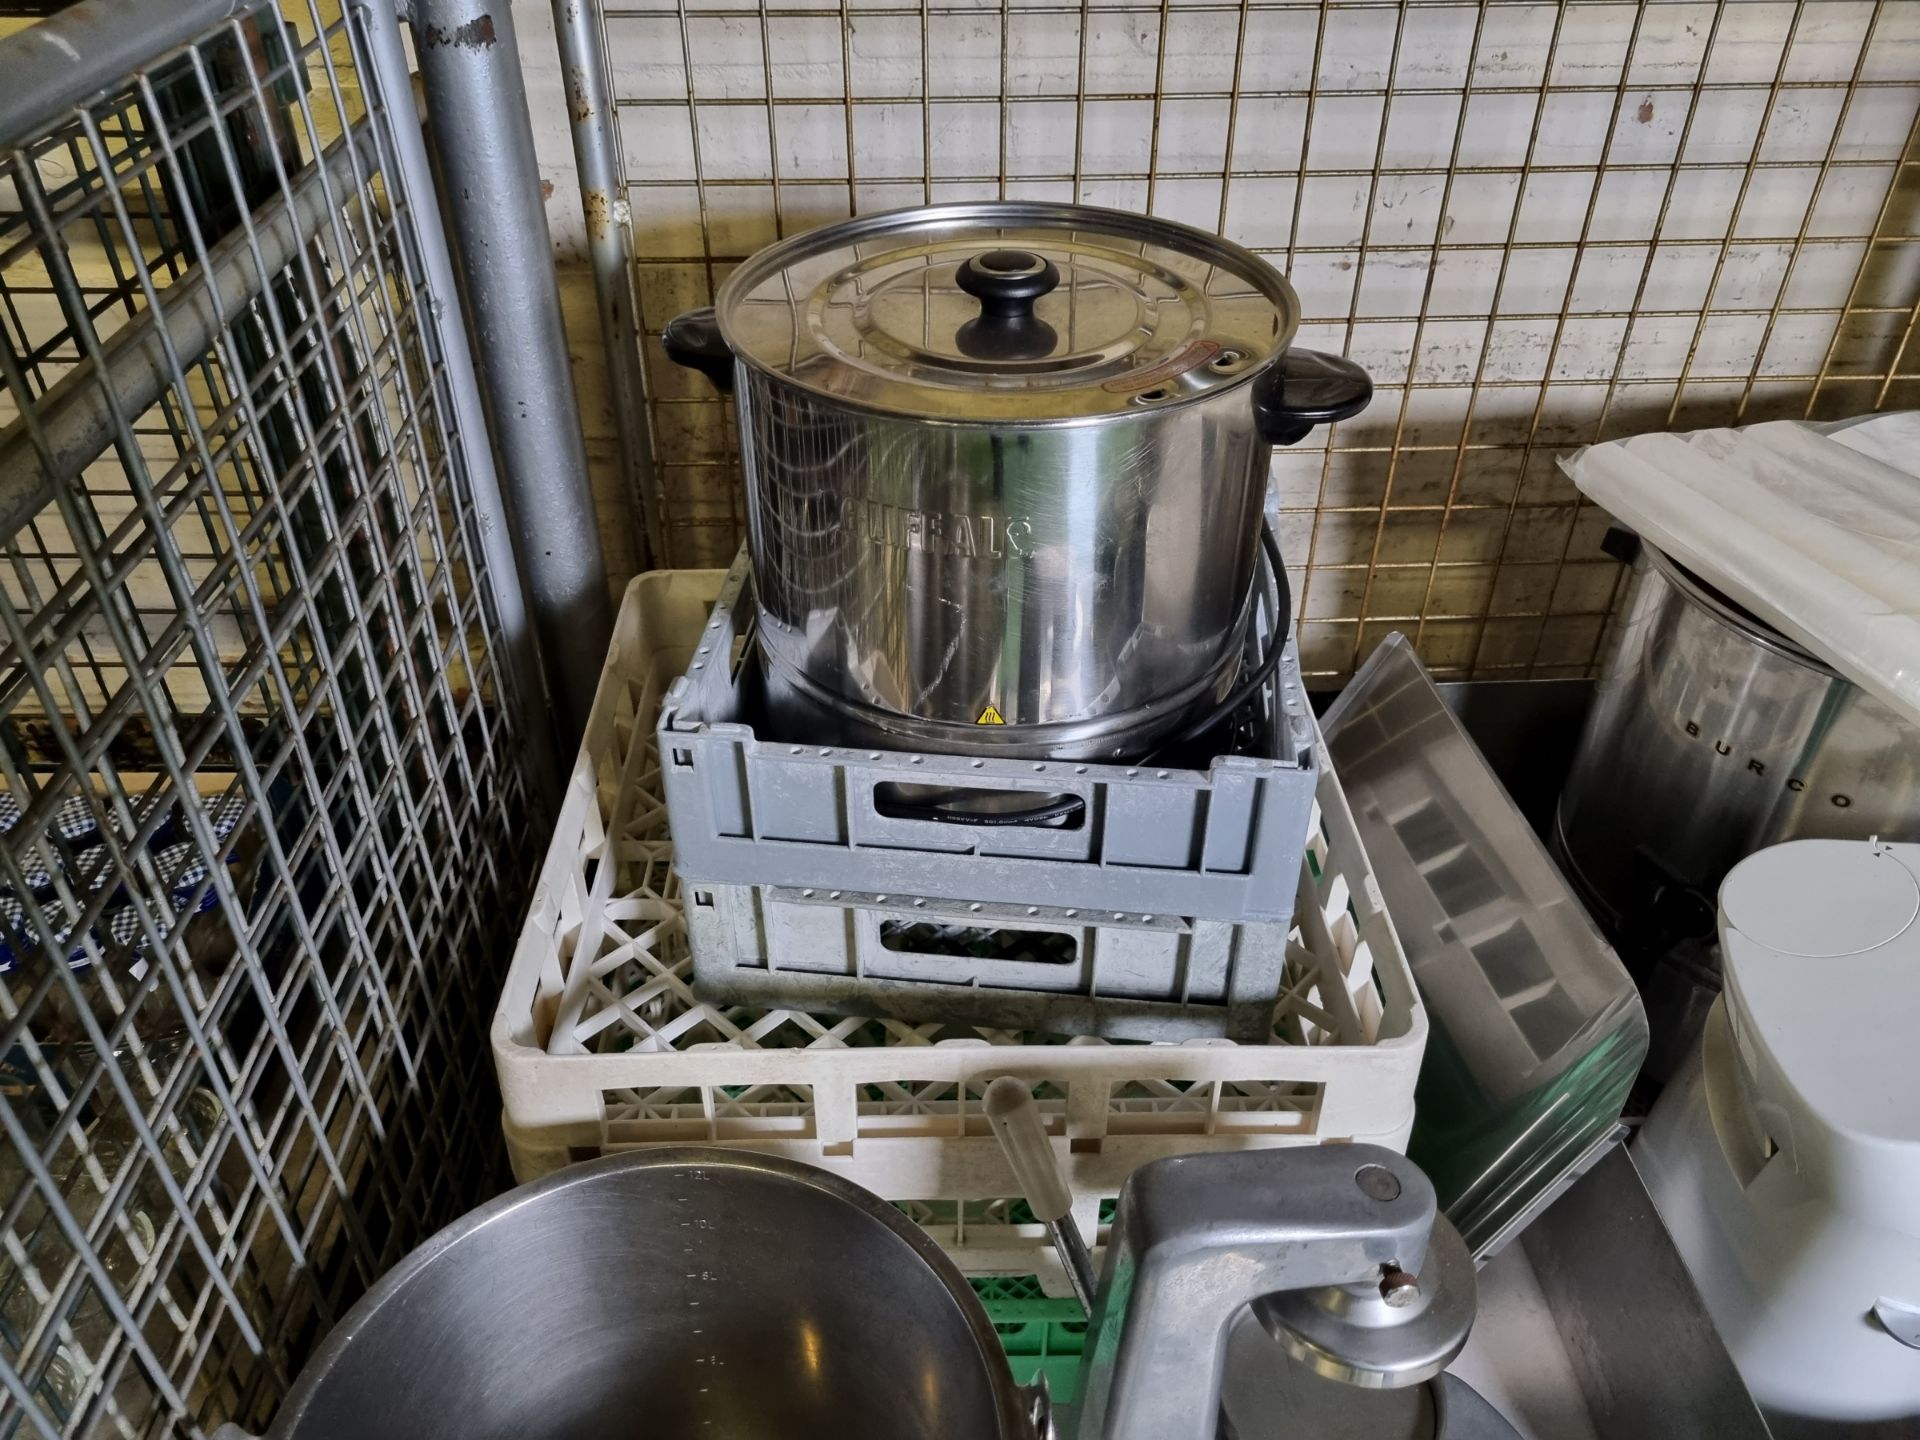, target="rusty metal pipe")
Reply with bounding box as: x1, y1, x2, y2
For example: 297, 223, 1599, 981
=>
552, 0, 664, 569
